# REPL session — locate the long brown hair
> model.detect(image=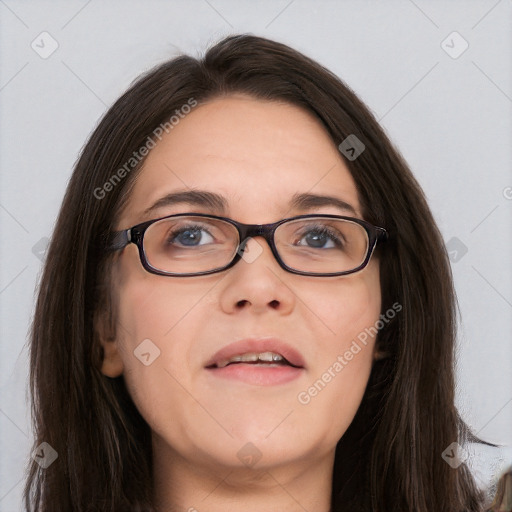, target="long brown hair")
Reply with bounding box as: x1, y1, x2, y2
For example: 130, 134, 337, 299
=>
25, 34, 490, 511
